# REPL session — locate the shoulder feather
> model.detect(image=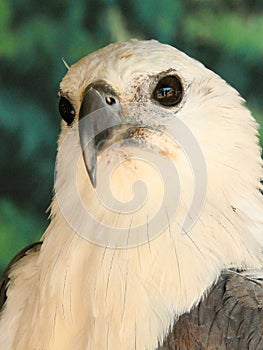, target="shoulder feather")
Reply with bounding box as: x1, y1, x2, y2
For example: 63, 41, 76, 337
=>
0, 242, 42, 312
161, 270, 263, 349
